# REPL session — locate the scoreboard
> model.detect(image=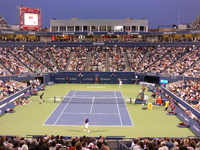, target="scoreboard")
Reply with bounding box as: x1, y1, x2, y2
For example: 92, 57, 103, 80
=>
19, 7, 41, 31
